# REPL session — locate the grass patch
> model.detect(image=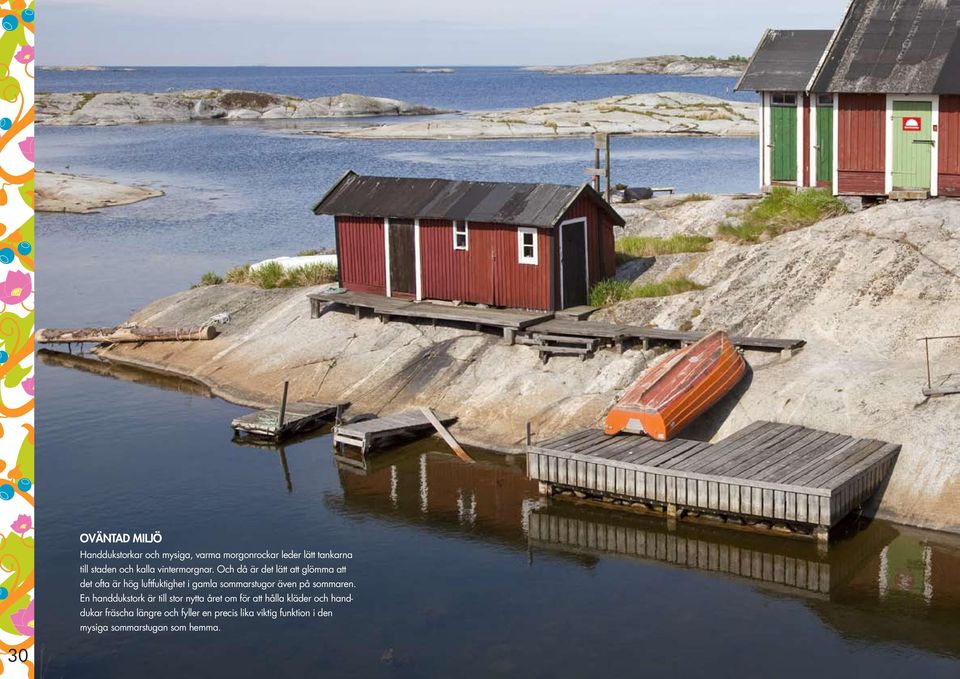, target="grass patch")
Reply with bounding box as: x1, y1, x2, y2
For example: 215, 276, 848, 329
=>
589, 277, 705, 307
616, 234, 713, 258
717, 187, 848, 243
678, 193, 713, 203
195, 272, 224, 287
296, 248, 319, 256
202, 261, 338, 289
